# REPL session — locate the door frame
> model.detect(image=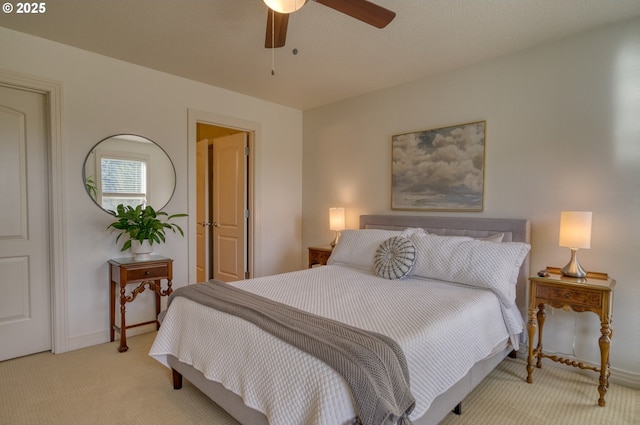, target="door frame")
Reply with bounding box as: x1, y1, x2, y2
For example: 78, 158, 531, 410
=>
0, 69, 67, 354
187, 109, 259, 282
